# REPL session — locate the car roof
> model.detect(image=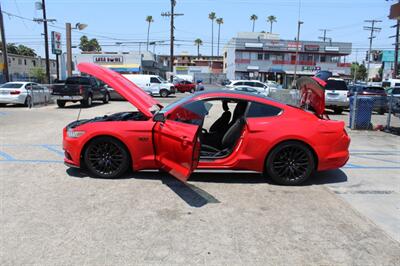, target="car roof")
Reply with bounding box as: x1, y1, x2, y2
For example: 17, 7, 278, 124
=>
232, 80, 264, 83
3, 81, 32, 84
